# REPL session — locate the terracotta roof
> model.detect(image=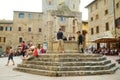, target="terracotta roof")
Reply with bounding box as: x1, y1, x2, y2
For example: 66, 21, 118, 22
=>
91, 38, 120, 43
